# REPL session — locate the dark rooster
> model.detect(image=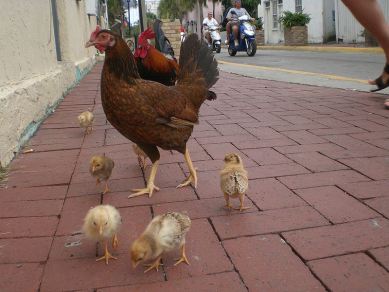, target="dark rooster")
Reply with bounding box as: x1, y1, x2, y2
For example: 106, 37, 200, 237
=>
86, 27, 218, 198
134, 23, 179, 86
